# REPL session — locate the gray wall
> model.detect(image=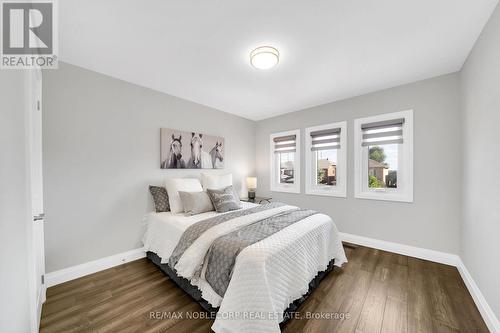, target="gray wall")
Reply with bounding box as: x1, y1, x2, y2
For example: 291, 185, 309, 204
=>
43, 62, 256, 272
0, 71, 33, 332
256, 73, 462, 254
460, 3, 500, 319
